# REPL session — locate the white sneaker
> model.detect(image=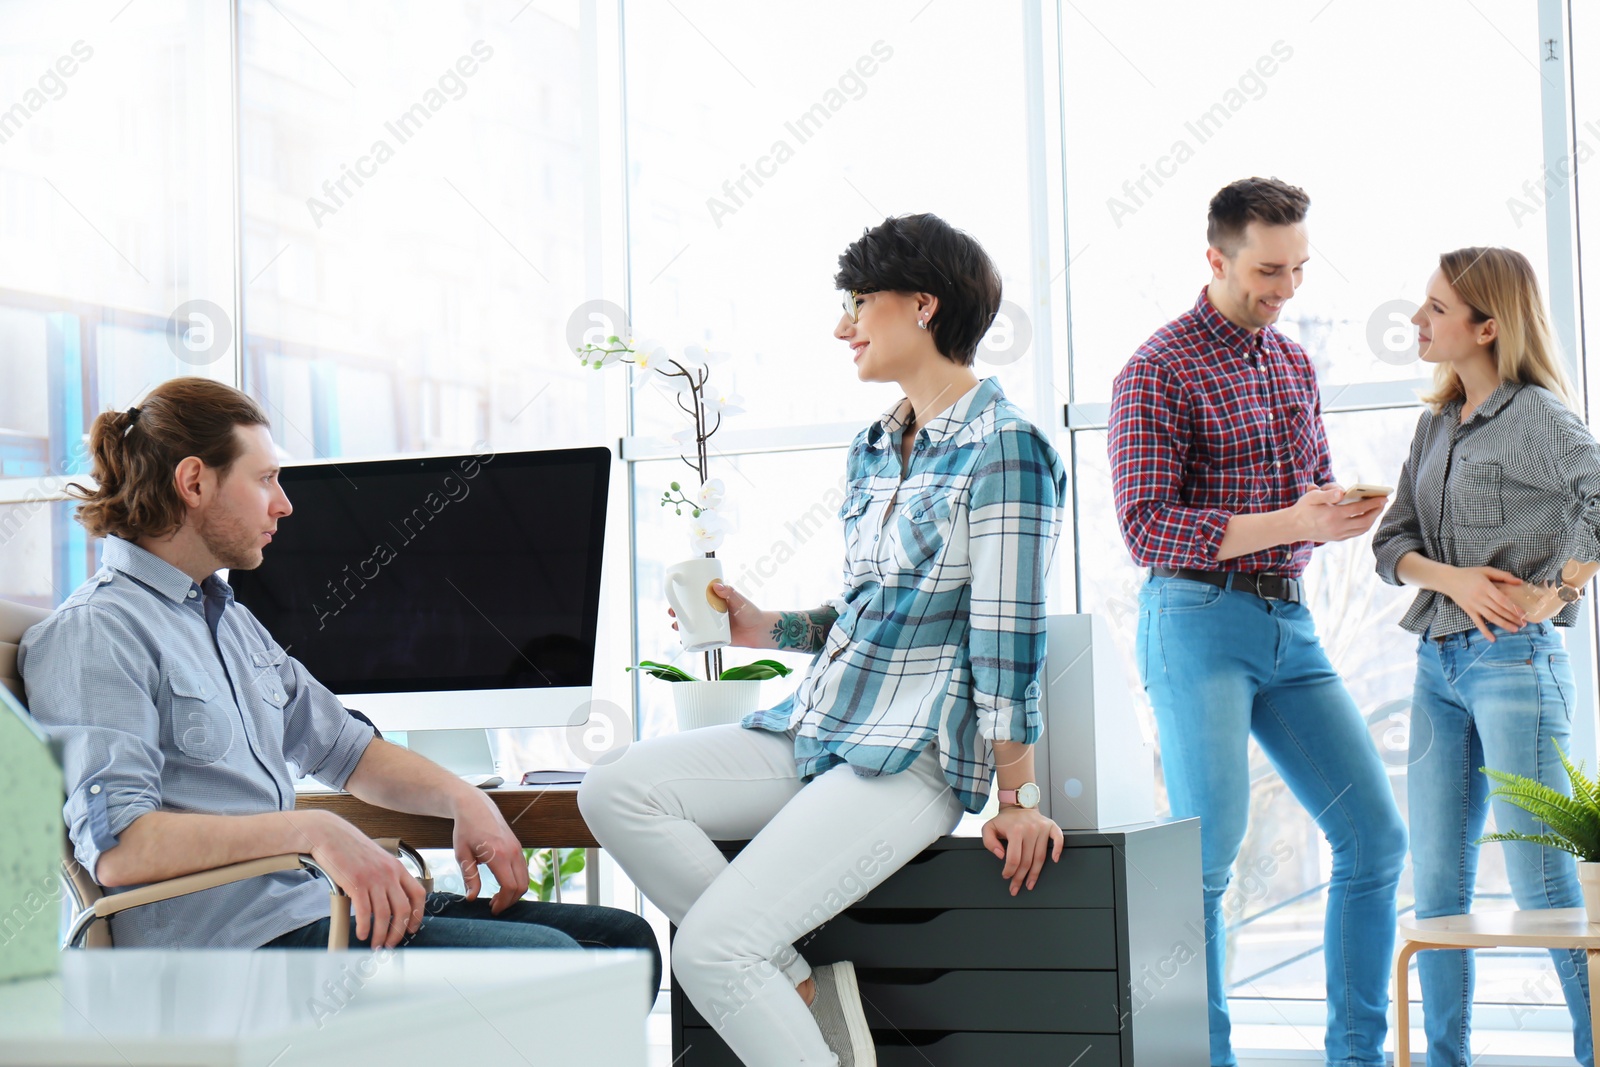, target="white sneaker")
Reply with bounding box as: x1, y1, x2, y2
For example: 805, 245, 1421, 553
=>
807, 961, 876, 1066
